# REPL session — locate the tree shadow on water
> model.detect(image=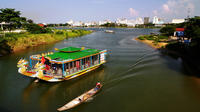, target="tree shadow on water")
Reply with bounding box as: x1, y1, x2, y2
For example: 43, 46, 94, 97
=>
159, 48, 200, 78
0, 40, 12, 56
